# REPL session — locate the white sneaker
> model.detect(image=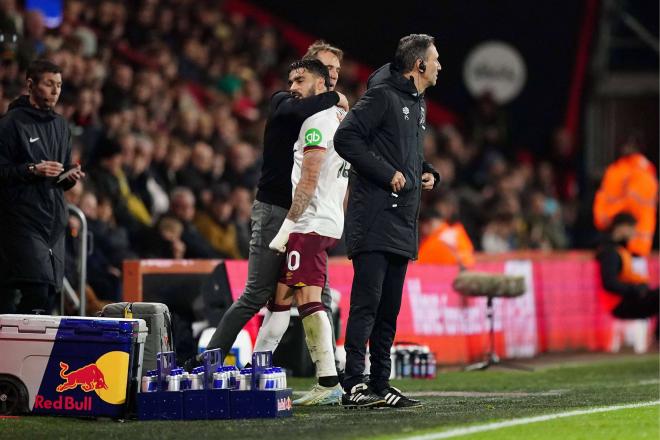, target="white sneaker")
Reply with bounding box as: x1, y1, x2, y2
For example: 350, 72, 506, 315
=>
293, 384, 342, 406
